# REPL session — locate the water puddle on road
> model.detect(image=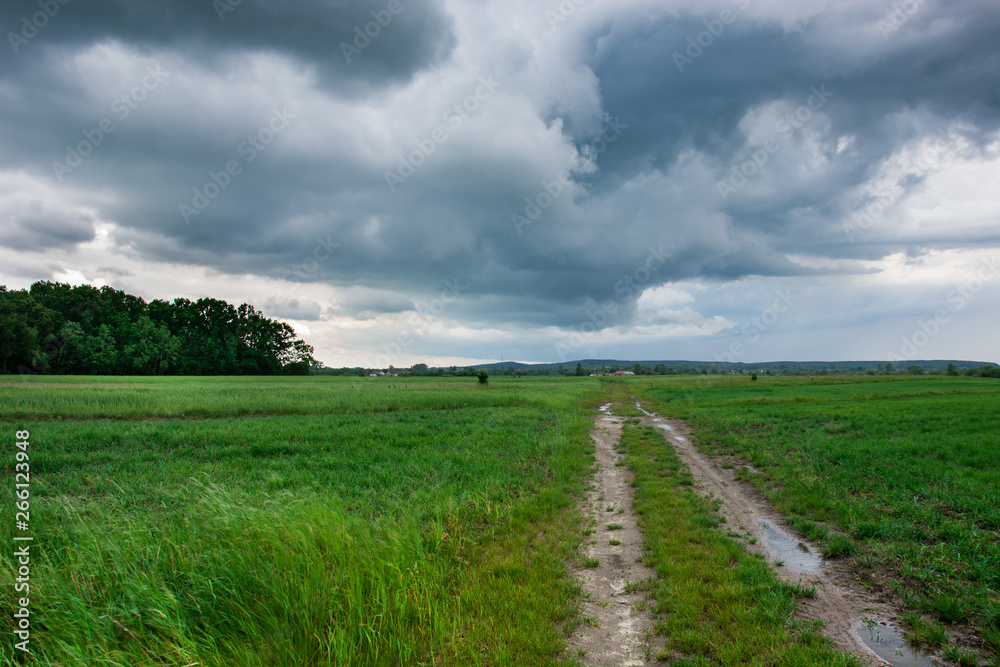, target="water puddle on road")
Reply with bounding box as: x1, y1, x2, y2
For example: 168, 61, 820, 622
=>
600, 416, 625, 422
654, 422, 674, 431
632, 400, 655, 415
755, 519, 823, 573
599, 403, 612, 412
852, 620, 938, 667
